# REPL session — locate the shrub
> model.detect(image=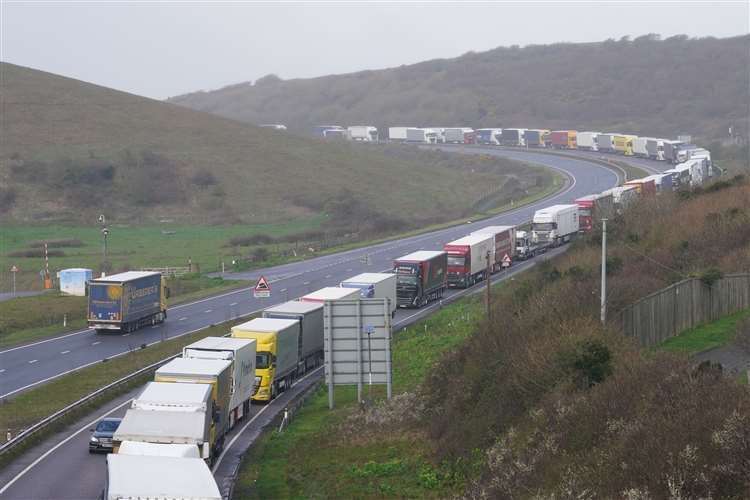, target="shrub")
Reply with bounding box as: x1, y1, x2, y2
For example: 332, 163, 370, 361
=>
7, 249, 65, 258
27, 239, 84, 248
191, 169, 218, 187
228, 234, 276, 246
